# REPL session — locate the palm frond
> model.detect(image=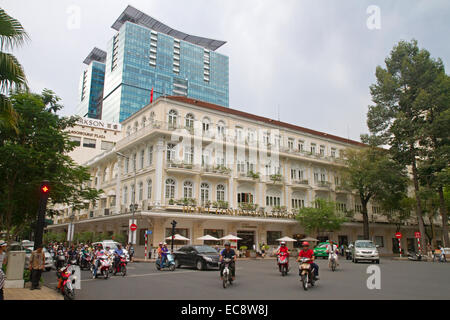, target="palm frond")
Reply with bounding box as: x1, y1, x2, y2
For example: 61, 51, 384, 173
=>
0, 8, 29, 51
0, 51, 28, 93
0, 93, 18, 132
